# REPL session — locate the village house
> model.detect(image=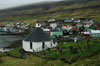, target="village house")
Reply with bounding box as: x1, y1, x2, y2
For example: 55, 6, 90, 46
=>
64, 18, 74, 23
50, 22, 57, 29
50, 30, 63, 38
72, 26, 77, 31
3, 23, 15, 32
90, 30, 100, 38
84, 19, 94, 25
76, 23, 82, 30
74, 19, 81, 23
23, 27, 57, 52
0, 28, 4, 32
35, 22, 42, 28
42, 27, 50, 32
16, 22, 21, 28
88, 24, 98, 30
83, 31, 90, 37
84, 24, 91, 31
95, 22, 100, 30
48, 19, 56, 22
16, 22, 30, 29
41, 22, 46, 26
62, 25, 67, 30
66, 25, 72, 31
